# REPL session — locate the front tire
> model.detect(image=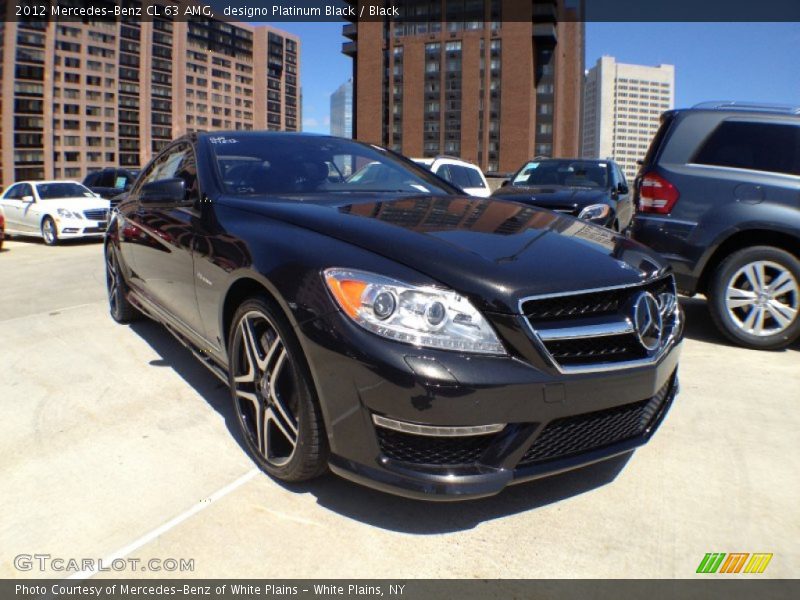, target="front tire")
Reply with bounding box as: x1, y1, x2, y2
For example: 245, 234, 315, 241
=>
228, 296, 328, 482
708, 246, 800, 350
41, 217, 58, 246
